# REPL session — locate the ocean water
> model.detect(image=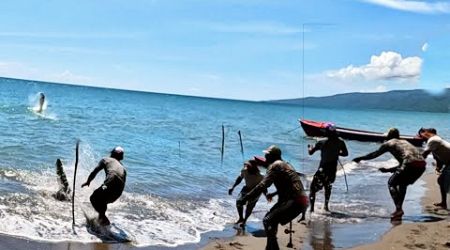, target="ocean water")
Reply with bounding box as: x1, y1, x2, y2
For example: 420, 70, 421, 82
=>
0, 78, 448, 248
